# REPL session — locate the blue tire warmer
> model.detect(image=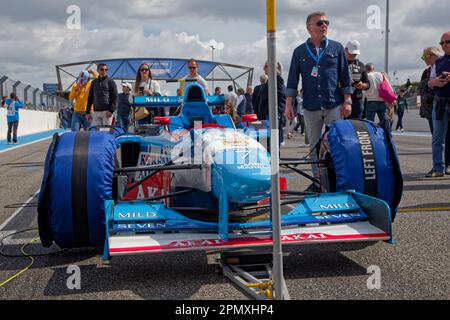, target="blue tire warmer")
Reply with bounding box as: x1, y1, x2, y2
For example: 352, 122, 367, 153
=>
319, 119, 403, 220
38, 131, 117, 248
